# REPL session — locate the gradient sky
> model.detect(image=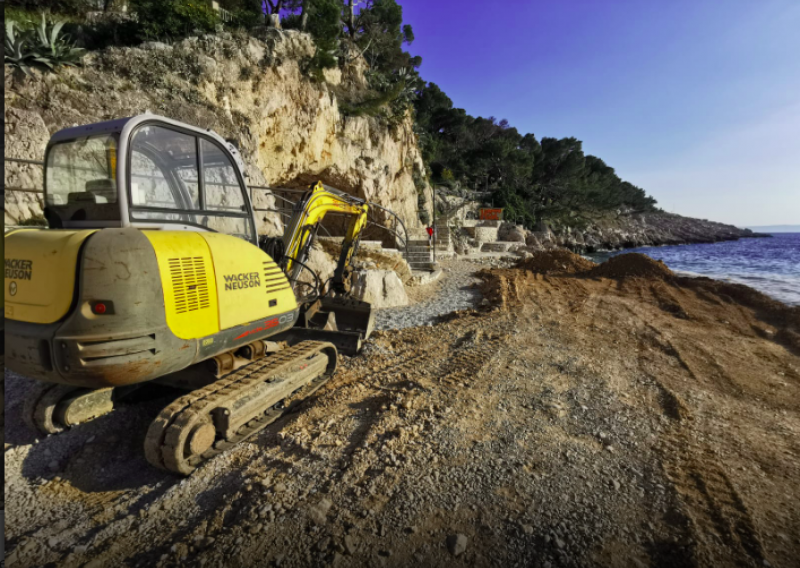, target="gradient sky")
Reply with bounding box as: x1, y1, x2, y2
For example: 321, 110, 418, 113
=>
398, 0, 800, 227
